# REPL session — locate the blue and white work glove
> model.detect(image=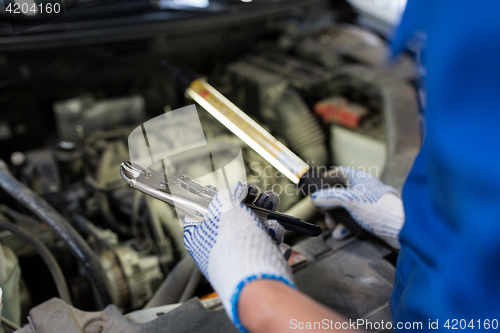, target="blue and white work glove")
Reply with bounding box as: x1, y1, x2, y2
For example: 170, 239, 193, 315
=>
311, 167, 405, 249
184, 182, 294, 332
